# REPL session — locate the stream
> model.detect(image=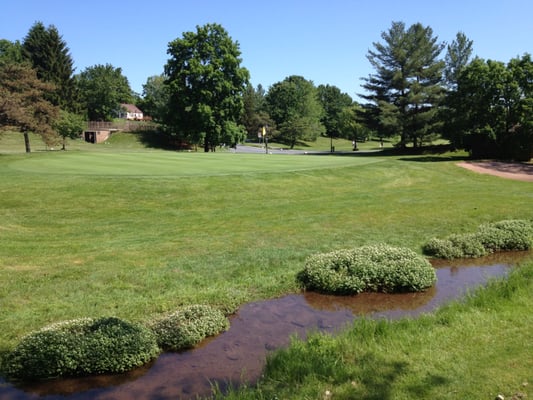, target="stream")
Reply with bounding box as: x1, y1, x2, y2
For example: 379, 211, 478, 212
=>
0, 251, 530, 400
